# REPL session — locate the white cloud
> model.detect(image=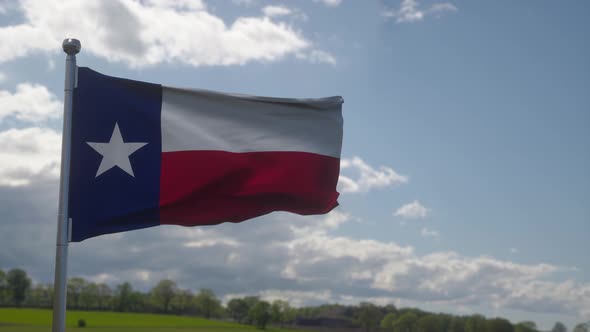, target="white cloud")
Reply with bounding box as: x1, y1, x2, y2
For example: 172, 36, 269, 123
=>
371, 252, 565, 307
0, 83, 62, 122
262, 5, 291, 17
421, 227, 439, 238
184, 238, 239, 248
497, 280, 590, 317
0, 78, 63, 187
144, 0, 206, 11
429, 3, 457, 16
383, 0, 457, 23
338, 156, 408, 193
47, 58, 55, 71
394, 200, 428, 219
0, 0, 334, 67
280, 213, 588, 317
383, 0, 423, 23
315, 0, 342, 7
296, 49, 336, 65
0, 23, 55, 69
260, 5, 309, 22
232, 0, 255, 6
0, 127, 61, 186
0, 72, 5, 82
